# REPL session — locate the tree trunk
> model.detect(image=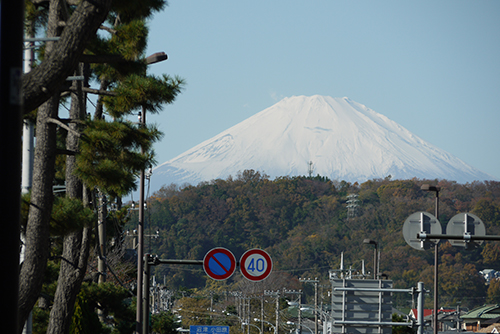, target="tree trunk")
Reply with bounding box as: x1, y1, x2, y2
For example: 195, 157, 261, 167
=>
17, 94, 59, 332
46, 228, 92, 334
46, 62, 91, 334
18, 2, 65, 329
